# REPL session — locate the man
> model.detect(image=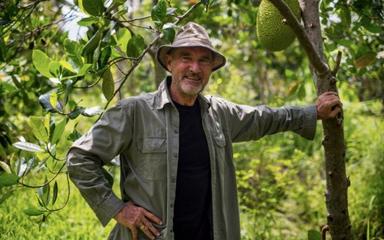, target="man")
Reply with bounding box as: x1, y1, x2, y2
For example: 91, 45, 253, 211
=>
67, 22, 341, 240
